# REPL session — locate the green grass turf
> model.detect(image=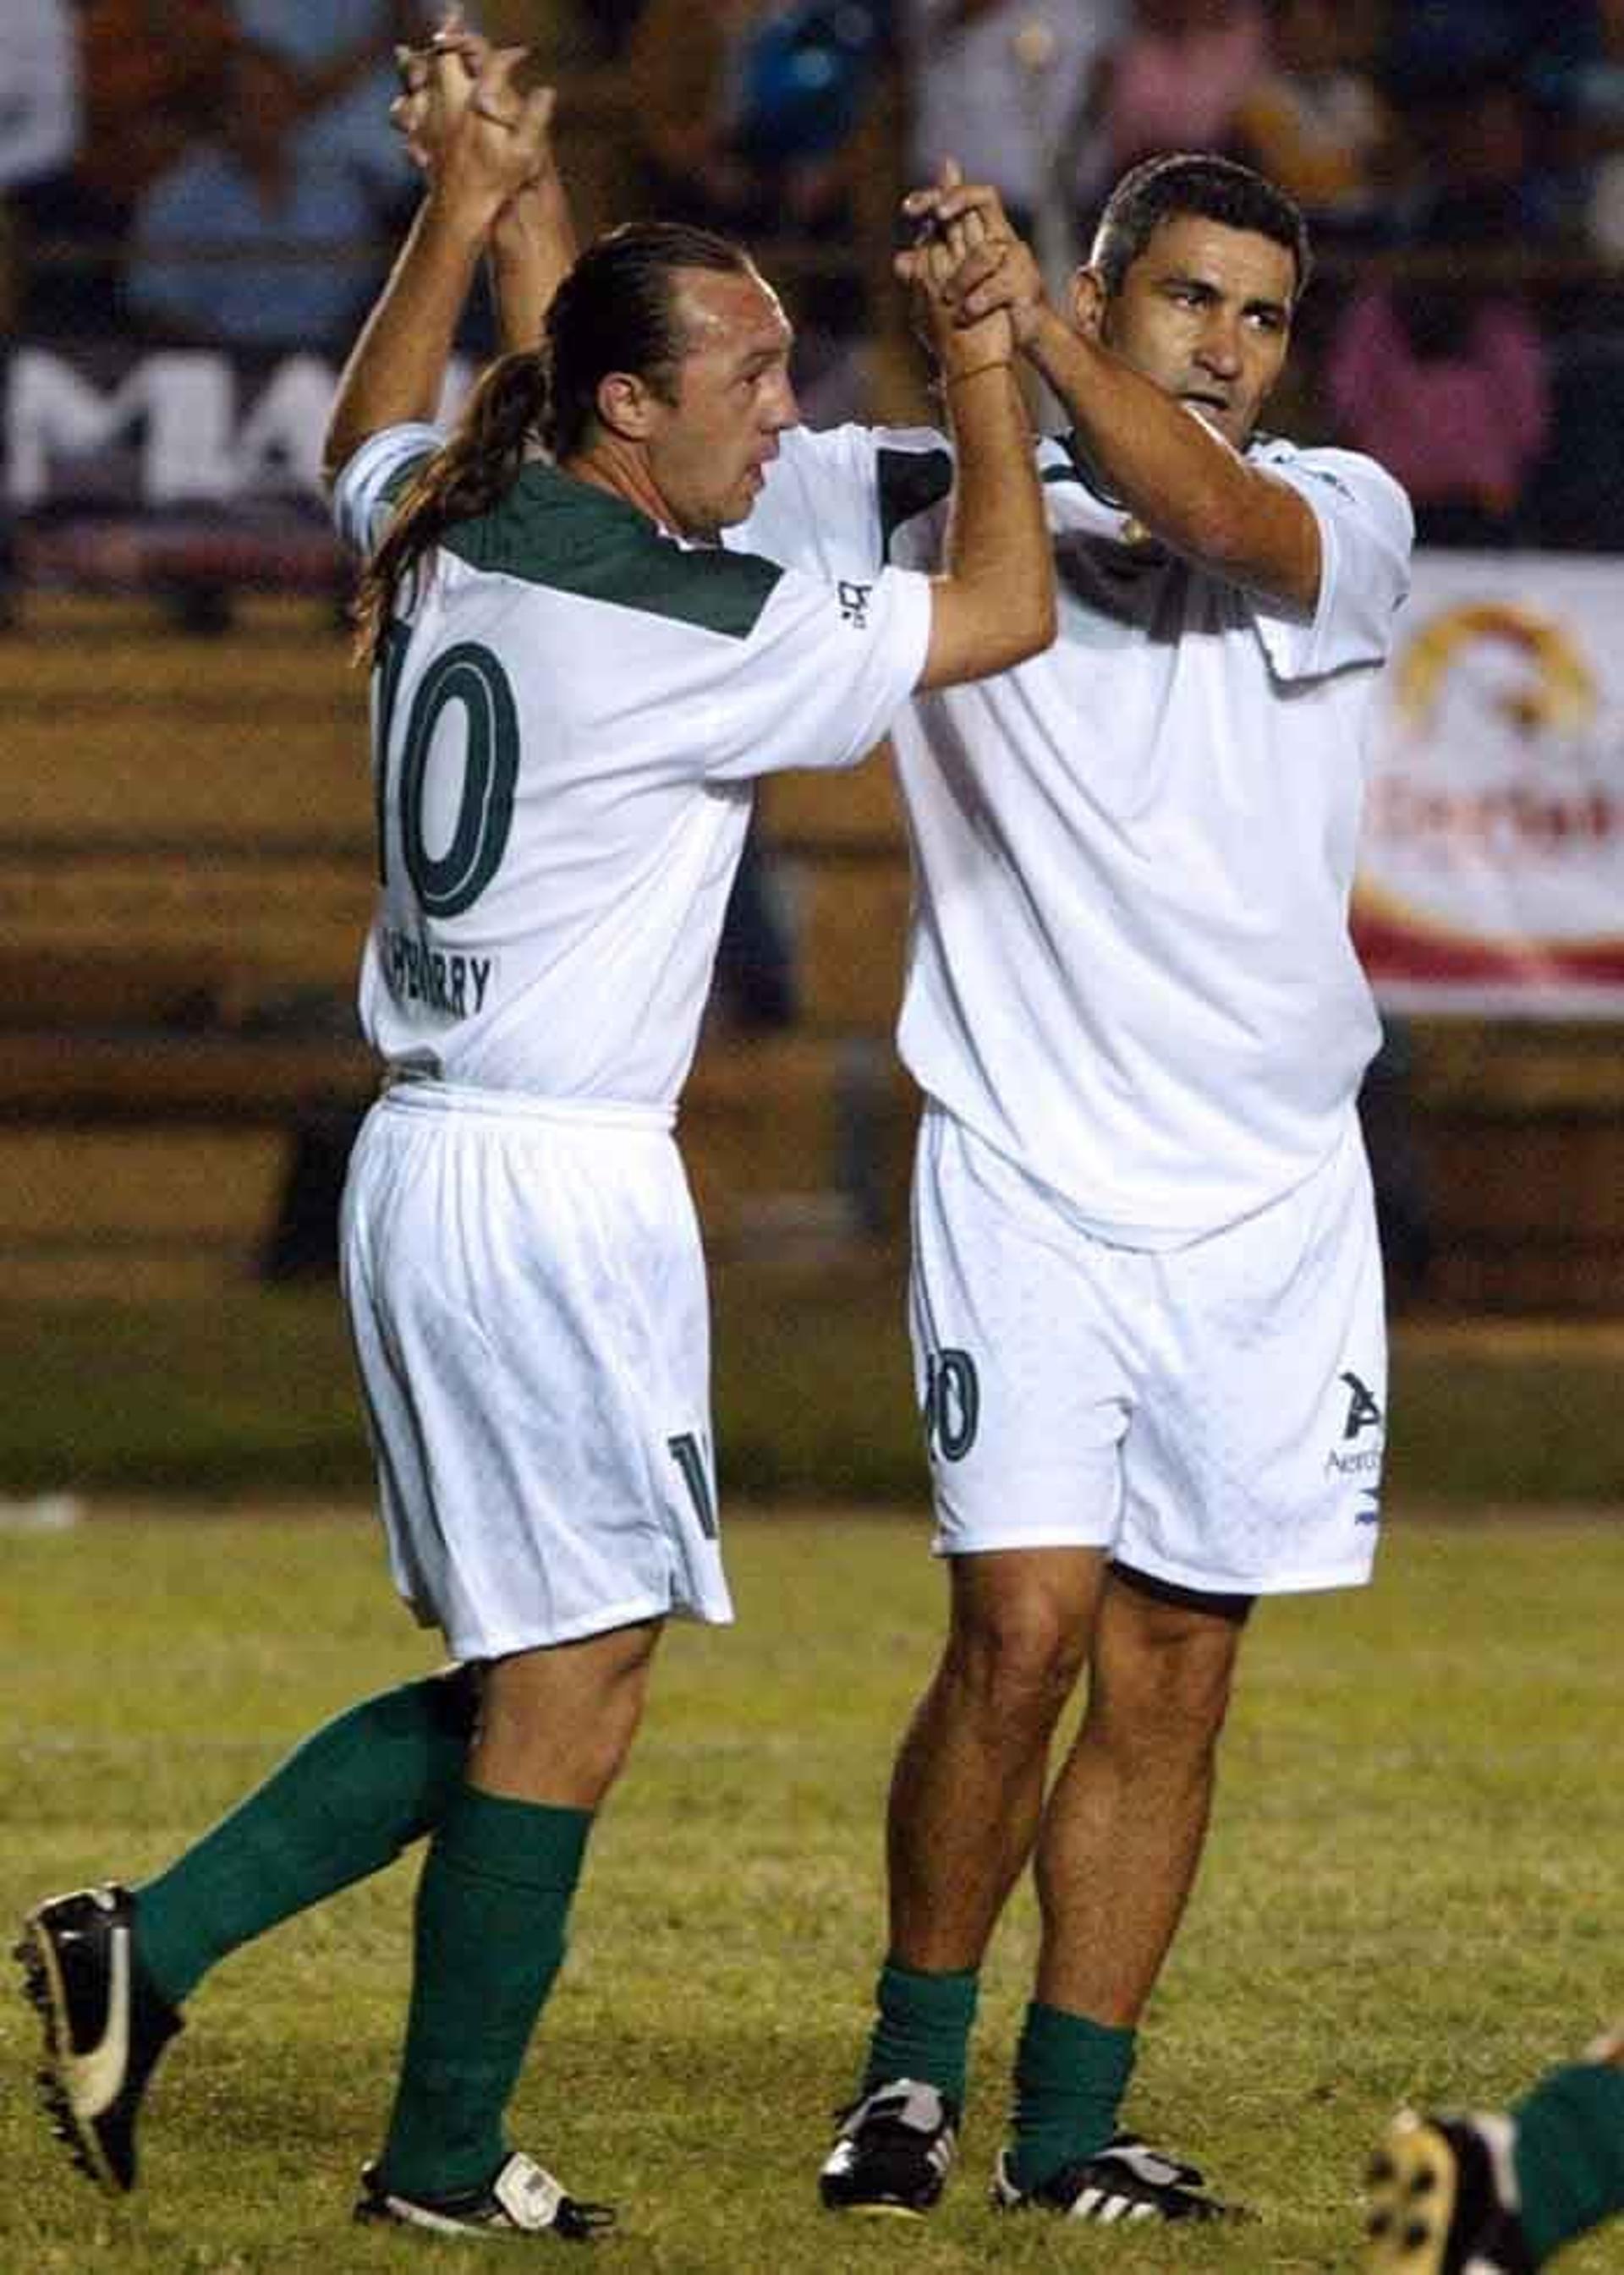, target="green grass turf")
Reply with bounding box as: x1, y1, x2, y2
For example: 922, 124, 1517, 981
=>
2, 1510, 1620, 2272
2, 1260, 1624, 1505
